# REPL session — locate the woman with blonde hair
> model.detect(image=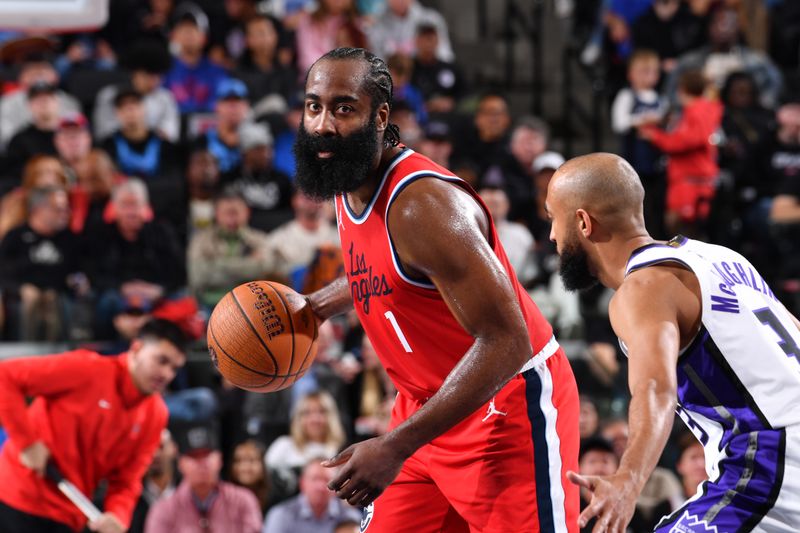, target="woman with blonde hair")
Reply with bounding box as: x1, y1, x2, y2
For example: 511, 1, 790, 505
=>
265, 390, 345, 496
0, 155, 69, 239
